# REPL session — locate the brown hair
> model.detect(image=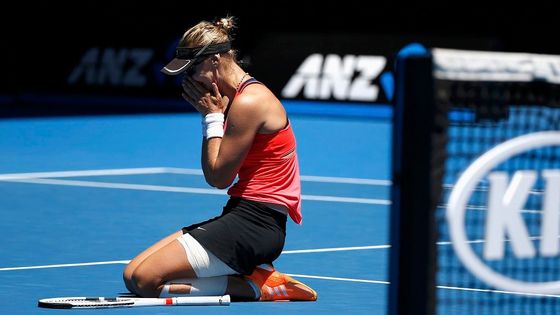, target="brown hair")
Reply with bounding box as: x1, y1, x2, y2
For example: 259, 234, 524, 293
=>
179, 16, 238, 61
